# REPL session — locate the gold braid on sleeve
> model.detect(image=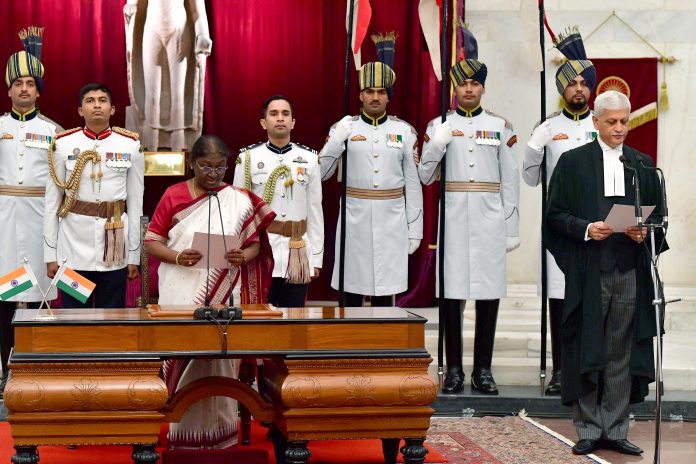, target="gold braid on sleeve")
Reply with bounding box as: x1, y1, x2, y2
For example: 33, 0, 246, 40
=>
47, 144, 101, 217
